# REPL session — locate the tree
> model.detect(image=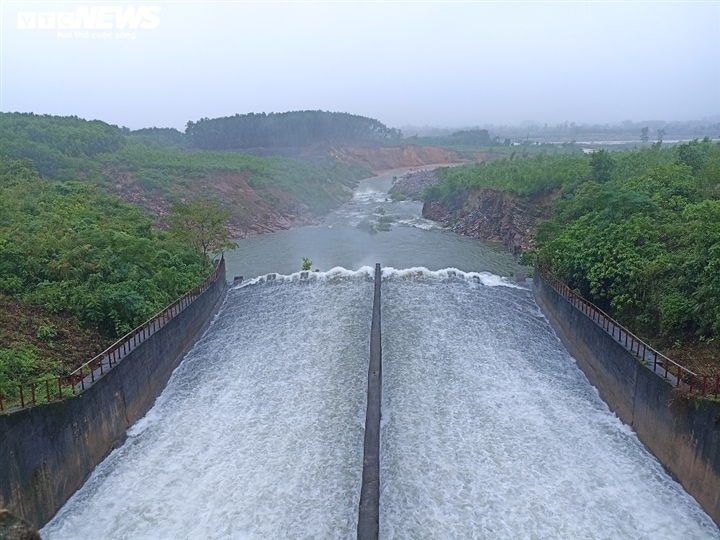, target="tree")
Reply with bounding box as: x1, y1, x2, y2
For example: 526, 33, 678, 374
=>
590, 149, 614, 183
640, 127, 649, 143
169, 200, 237, 260
677, 139, 707, 172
